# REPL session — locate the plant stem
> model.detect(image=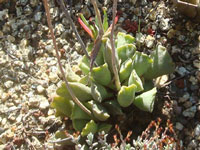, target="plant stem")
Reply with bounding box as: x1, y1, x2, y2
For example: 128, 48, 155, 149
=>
90, 0, 104, 69
90, 0, 104, 33
58, 0, 90, 60
43, 0, 92, 116
110, 0, 121, 91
